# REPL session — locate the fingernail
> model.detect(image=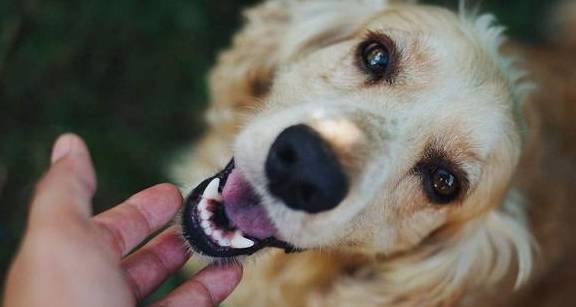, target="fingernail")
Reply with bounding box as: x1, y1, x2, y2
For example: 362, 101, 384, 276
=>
50, 134, 76, 164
